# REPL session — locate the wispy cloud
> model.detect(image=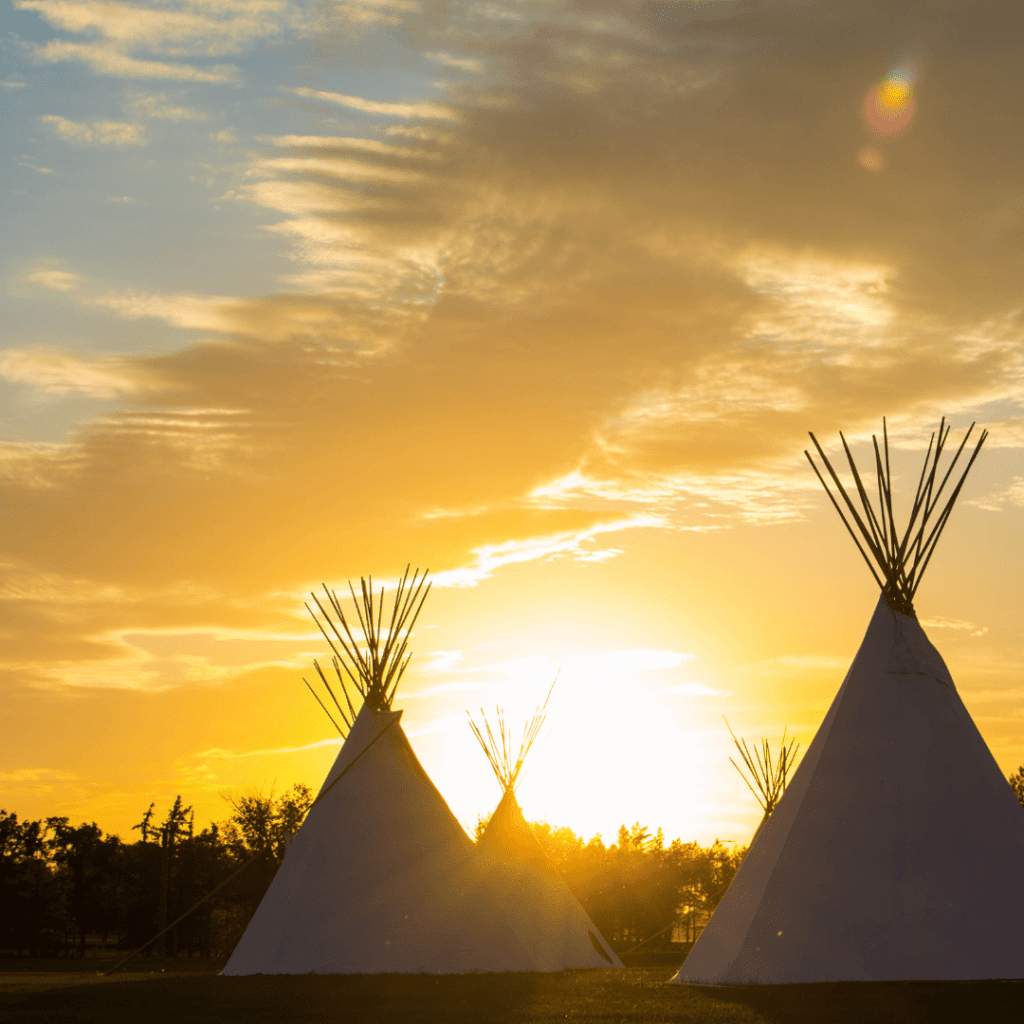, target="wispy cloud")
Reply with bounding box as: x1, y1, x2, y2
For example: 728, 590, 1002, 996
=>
920, 617, 988, 638
32, 42, 241, 84
18, 0, 298, 84
970, 476, 1024, 512
252, 155, 424, 184
431, 516, 666, 587
405, 712, 462, 738
329, 0, 418, 27
0, 767, 79, 783
420, 650, 464, 673
288, 86, 459, 120
17, 0, 293, 55
87, 289, 243, 330
262, 134, 430, 159
24, 268, 83, 292
40, 115, 146, 146
126, 90, 208, 121
425, 51, 484, 74
197, 737, 342, 760
0, 348, 151, 398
